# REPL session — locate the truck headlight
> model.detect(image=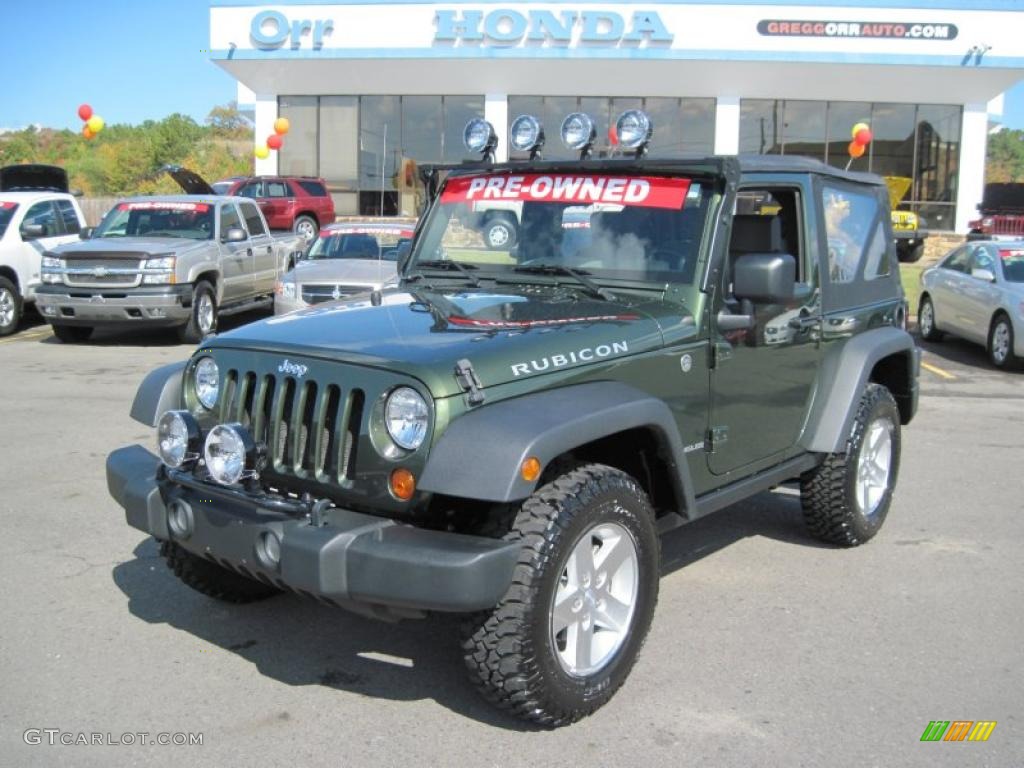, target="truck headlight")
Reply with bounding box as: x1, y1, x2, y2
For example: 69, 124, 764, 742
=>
385, 387, 429, 450
157, 410, 201, 468
275, 279, 296, 300
193, 356, 219, 410
204, 423, 256, 485
41, 255, 62, 284
143, 255, 175, 284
